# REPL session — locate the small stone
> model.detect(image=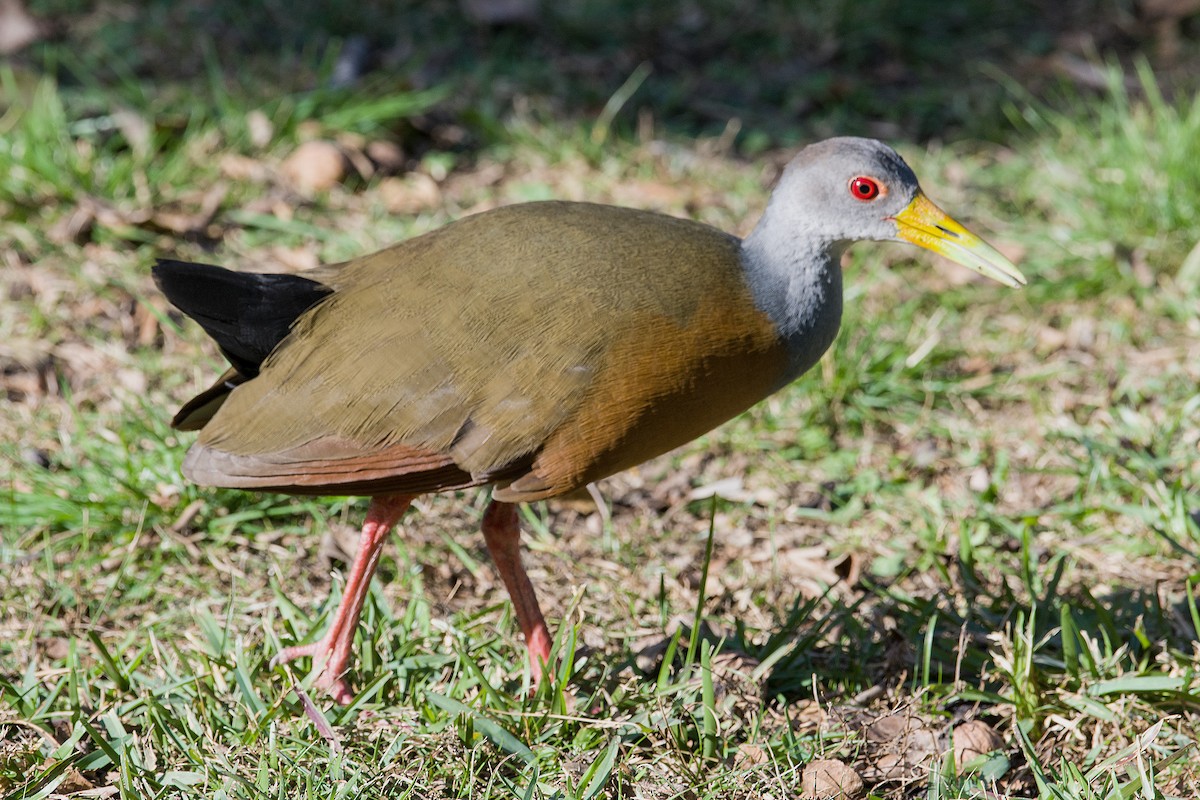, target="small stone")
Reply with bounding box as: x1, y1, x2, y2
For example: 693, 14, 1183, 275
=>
280, 140, 347, 192
801, 758, 864, 799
